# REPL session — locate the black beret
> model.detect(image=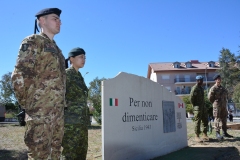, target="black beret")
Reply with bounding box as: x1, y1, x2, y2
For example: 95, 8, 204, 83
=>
213, 74, 221, 80
68, 47, 85, 58
35, 8, 61, 19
